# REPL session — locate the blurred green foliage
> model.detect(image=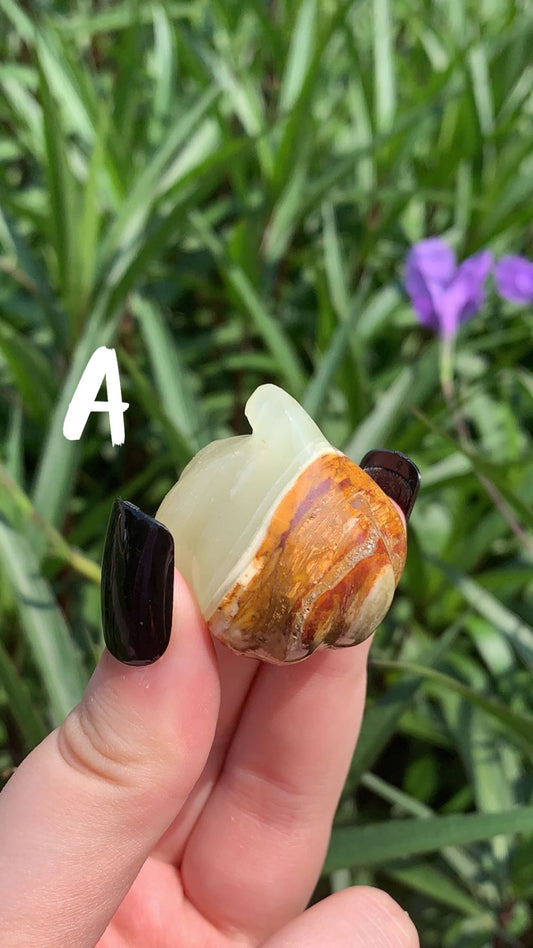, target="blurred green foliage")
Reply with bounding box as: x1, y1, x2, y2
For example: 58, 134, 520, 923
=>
0, 1, 532, 944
